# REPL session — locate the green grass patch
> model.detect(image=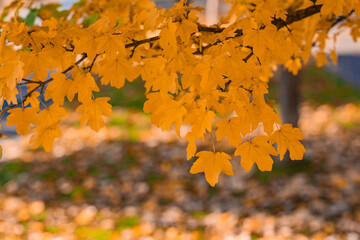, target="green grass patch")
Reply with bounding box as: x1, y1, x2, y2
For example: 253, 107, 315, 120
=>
119, 155, 137, 170
76, 226, 112, 240
31, 211, 46, 221
301, 228, 311, 236
208, 187, 218, 197
45, 226, 62, 233
339, 121, 360, 131
0, 161, 27, 186
145, 173, 163, 184
89, 165, 100, 176
65, 168, 77, 179
159, 198, 172, 205
302, 65, 360, 106
233, 191, 245, 198
61, 186, 87, 200
256, 158, 312, 184
21, 221, 28, 234
64, 156, 73, 164
38, 169, 58, 181
95, 77, 147, 110
128, 125, 139, 142
116, 216, 140, 232
71, 186, 86, 200
251, 233, 261, 239
108, 115, 128, 127
191, 211, 210, 218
